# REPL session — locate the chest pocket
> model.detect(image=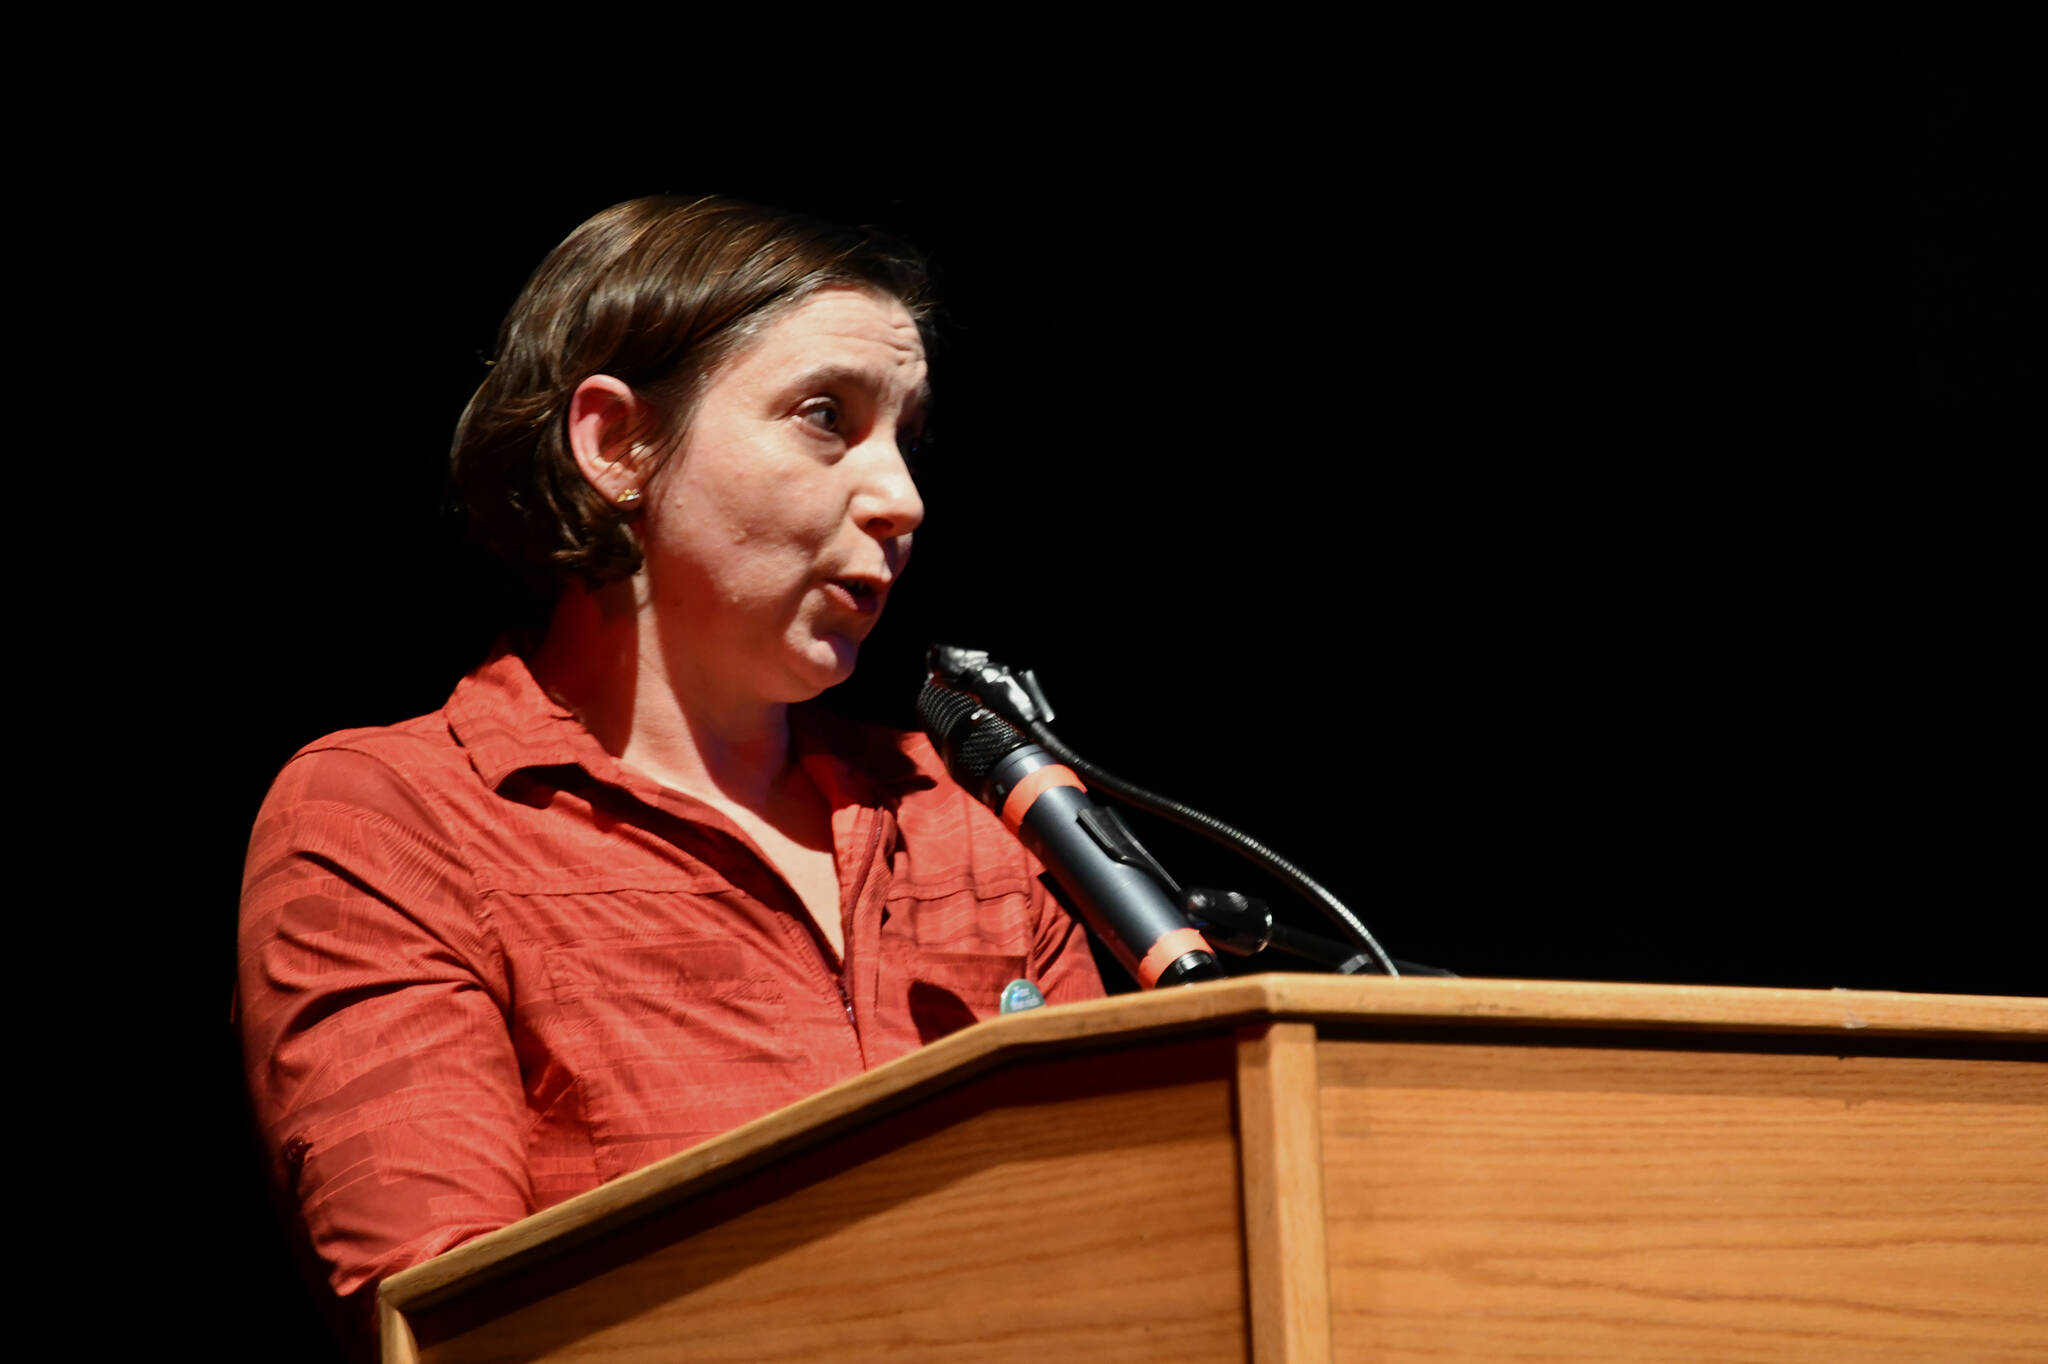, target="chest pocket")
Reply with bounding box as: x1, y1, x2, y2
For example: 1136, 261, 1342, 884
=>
529, 933, 796, 1180
885, 947, 1029, 1045
540, 935, 783, 1062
